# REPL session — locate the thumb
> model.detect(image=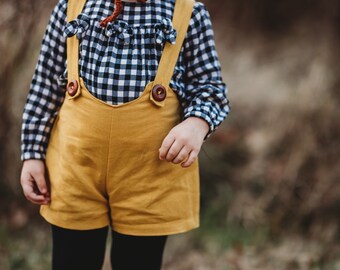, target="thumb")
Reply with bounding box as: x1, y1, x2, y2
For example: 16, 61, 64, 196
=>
31, 169, 48, 195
